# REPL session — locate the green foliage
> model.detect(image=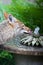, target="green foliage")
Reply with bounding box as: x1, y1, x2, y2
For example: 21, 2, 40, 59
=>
0, 50, 12, 59
36, 0, 43, 8
0, 50, 15, 65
